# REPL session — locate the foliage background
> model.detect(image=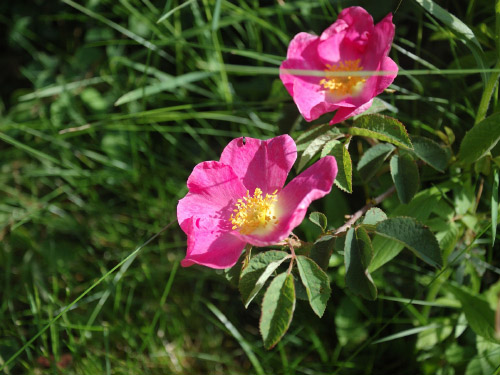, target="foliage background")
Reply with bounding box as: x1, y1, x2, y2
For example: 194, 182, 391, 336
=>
0, 0, 499, 374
